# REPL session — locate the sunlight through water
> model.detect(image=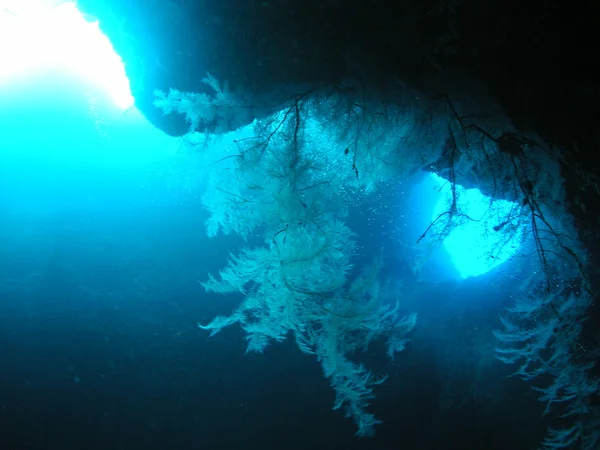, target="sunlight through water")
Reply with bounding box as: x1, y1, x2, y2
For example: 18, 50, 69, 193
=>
0, 0, 134, 109
430, 173, 526, 278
